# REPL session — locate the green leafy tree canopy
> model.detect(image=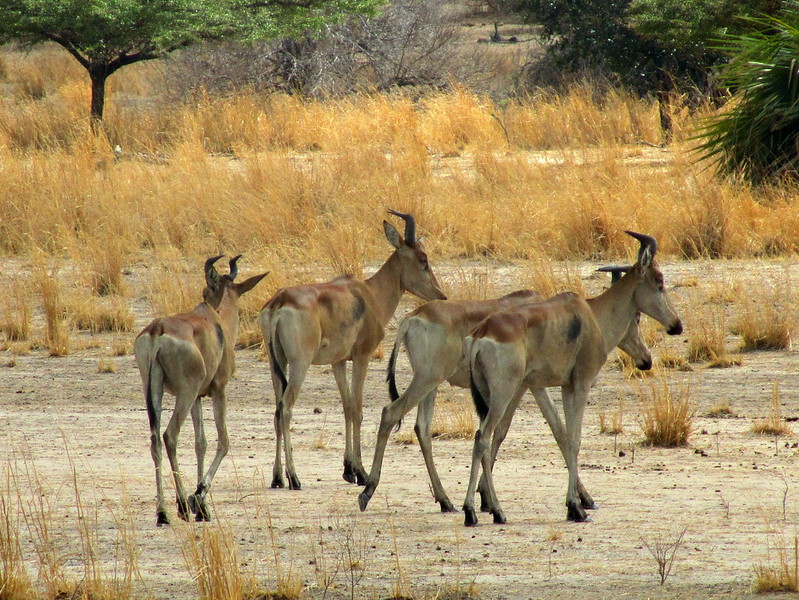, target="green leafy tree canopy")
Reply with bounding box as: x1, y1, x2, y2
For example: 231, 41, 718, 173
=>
0, 0, 381, 128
